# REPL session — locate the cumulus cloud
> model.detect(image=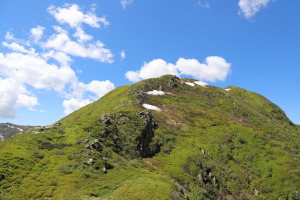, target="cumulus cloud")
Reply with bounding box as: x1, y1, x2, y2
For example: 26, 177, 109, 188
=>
238, 0, 273, 19
0, 4, 115, 118
177, 56, 231, 82
125, 59, 179, 82
85, 80, 115, 100
0, 78, 38, 118
125, 57, 231, 82
48, 4, 109, 28
62, 98, 91, 115
2, 42, 31, 54
30, 26, 45, 43
43, 31, 113, 63
5, 32, 15, 41
120, 50, 126, 60
73, 27, 93, 42
121, 0, 134, 9
0, 52, 76, 92
62, 80, 115, 114
42, 50, 72, 67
